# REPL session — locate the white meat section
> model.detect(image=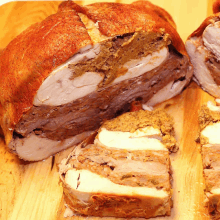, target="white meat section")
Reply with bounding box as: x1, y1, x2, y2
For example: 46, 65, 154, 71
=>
65, 169, 168, 202
203, 21, 220, 61
34, 46, 168, 106
95, 127, 166, 151
33, 44, 102, 106
207, 101, 220, 112
201, 122, 220, 144
144, 79, 187, 107
113, 47, 168, 84
186, 28, 220, 97
10, 131, 92, 161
